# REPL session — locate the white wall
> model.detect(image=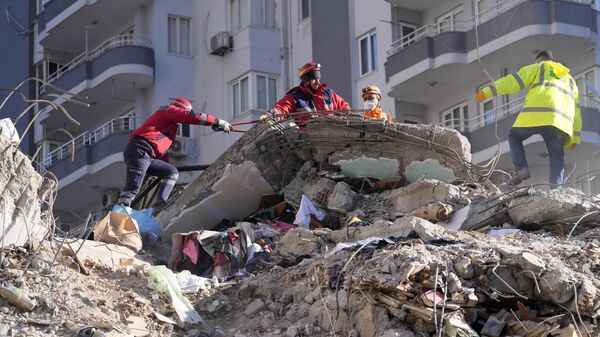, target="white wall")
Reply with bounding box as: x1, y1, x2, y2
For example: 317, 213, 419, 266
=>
352, 0, 396, 117
289, 0, 313, 87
